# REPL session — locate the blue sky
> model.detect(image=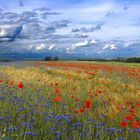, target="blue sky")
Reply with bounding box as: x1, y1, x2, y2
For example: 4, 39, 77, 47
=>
0, 0, 140, 59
